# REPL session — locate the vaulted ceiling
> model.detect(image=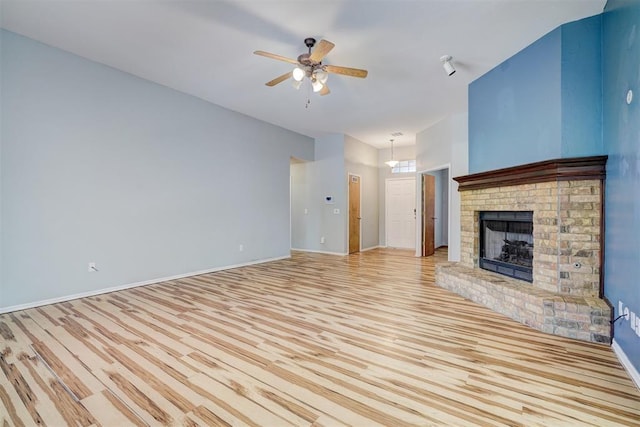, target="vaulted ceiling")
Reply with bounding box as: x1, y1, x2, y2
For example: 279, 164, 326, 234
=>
0, 0, 606, 147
